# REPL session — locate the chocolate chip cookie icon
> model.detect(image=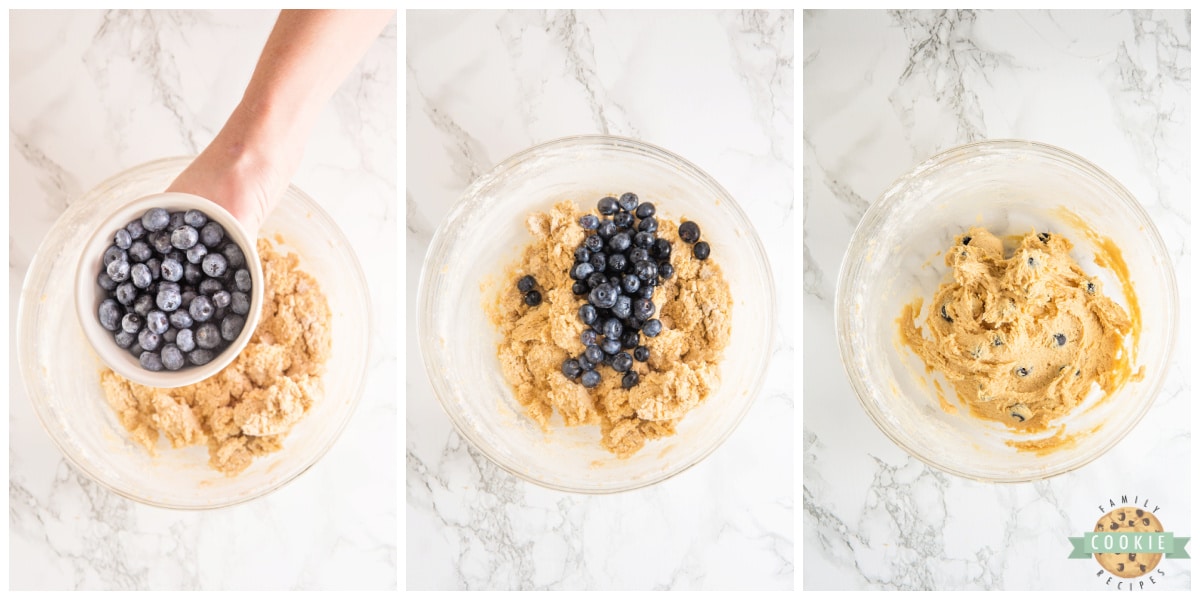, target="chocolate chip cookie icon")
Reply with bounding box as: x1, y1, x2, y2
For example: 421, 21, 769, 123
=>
1093, 507, 1163, 578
